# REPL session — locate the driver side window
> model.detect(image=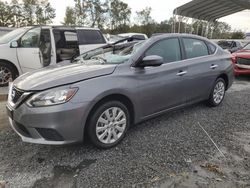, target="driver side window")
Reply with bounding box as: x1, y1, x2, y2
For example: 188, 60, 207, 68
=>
145, 38, 181, 63
20, 28, 41, 48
